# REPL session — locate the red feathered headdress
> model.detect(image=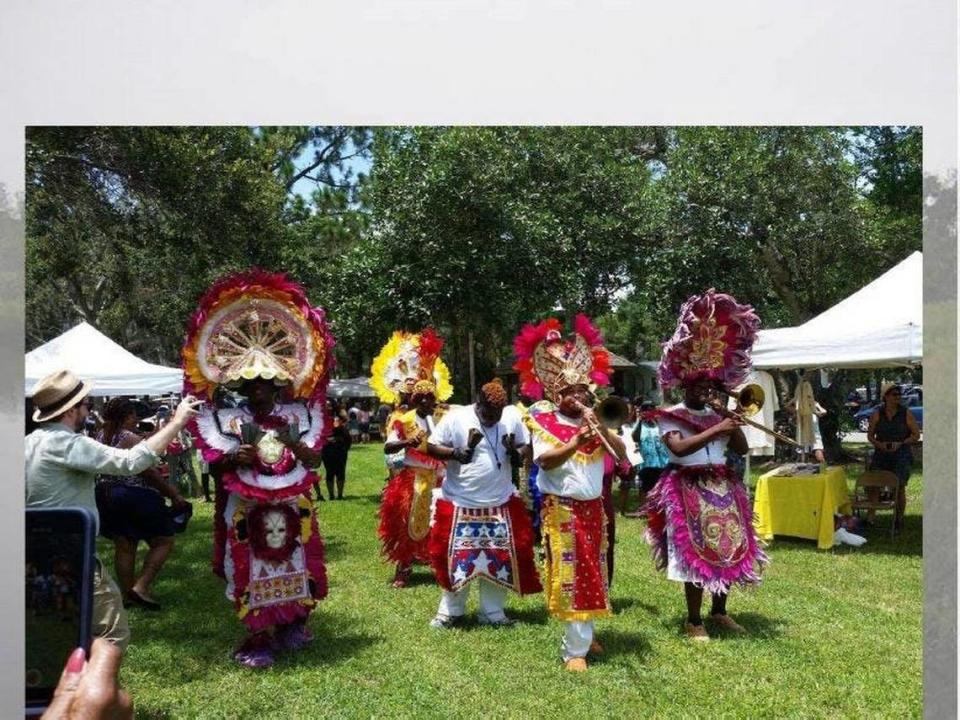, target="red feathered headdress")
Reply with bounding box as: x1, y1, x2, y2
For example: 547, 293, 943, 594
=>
512, 314, 612, 403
